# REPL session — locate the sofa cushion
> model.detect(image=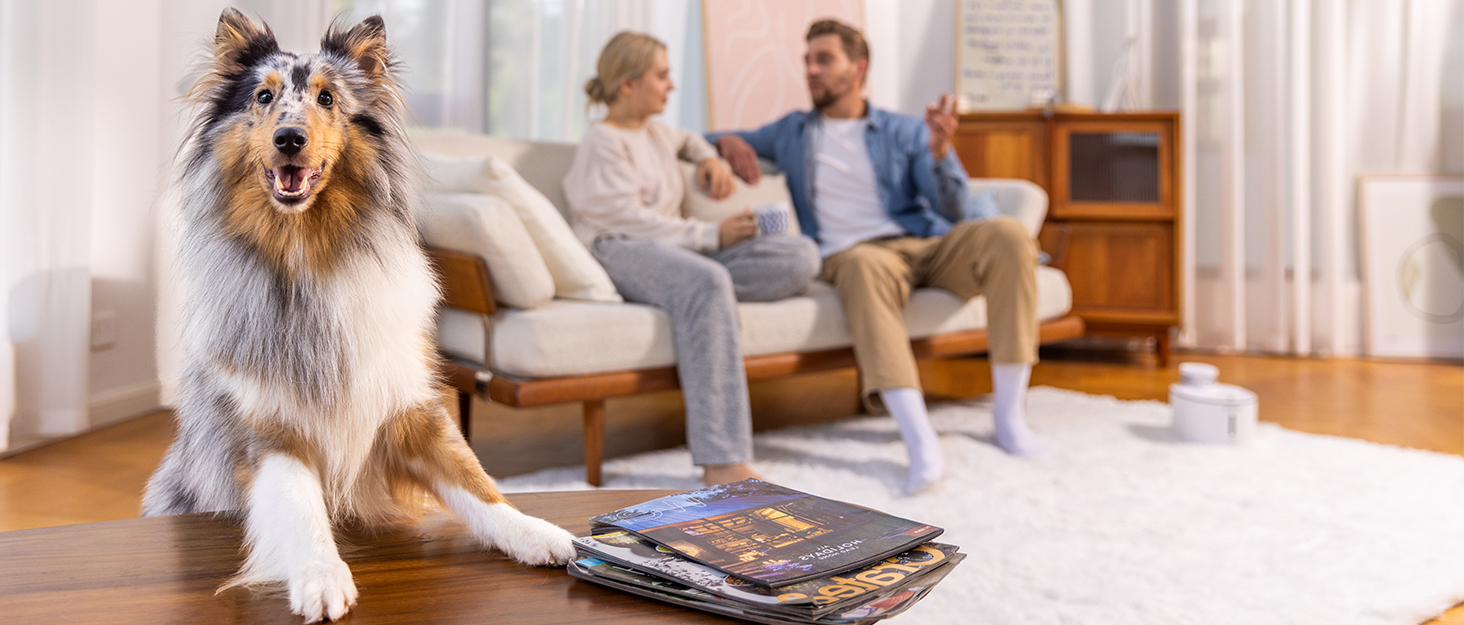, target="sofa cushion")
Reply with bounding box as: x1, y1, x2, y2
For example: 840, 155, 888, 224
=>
964, 190, 1002, 222
967, 178, 1047, 237
417, 150, 622, 303
419, 192, 556, 309
411, 130, 579, 217
437, 266, 1073, 378
420, 152, 495, 194
477, 156, 622, 303
679, 163, 802, 236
